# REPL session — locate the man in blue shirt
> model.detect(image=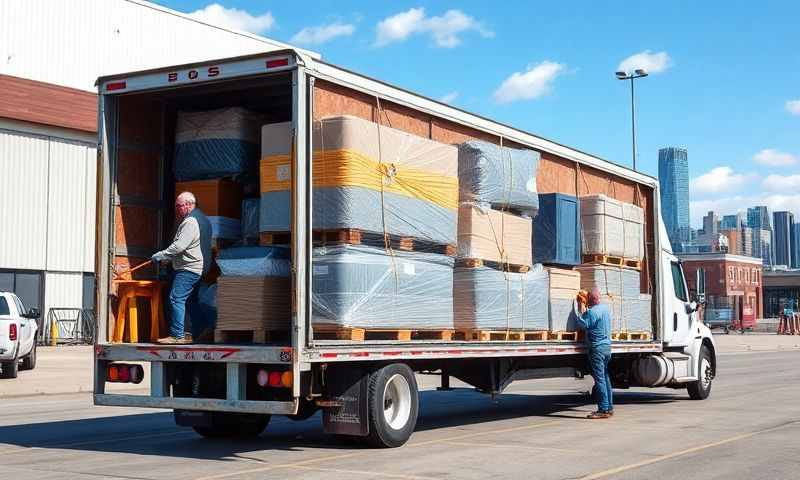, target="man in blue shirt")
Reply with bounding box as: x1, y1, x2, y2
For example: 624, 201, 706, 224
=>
576, 288, 614, 419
